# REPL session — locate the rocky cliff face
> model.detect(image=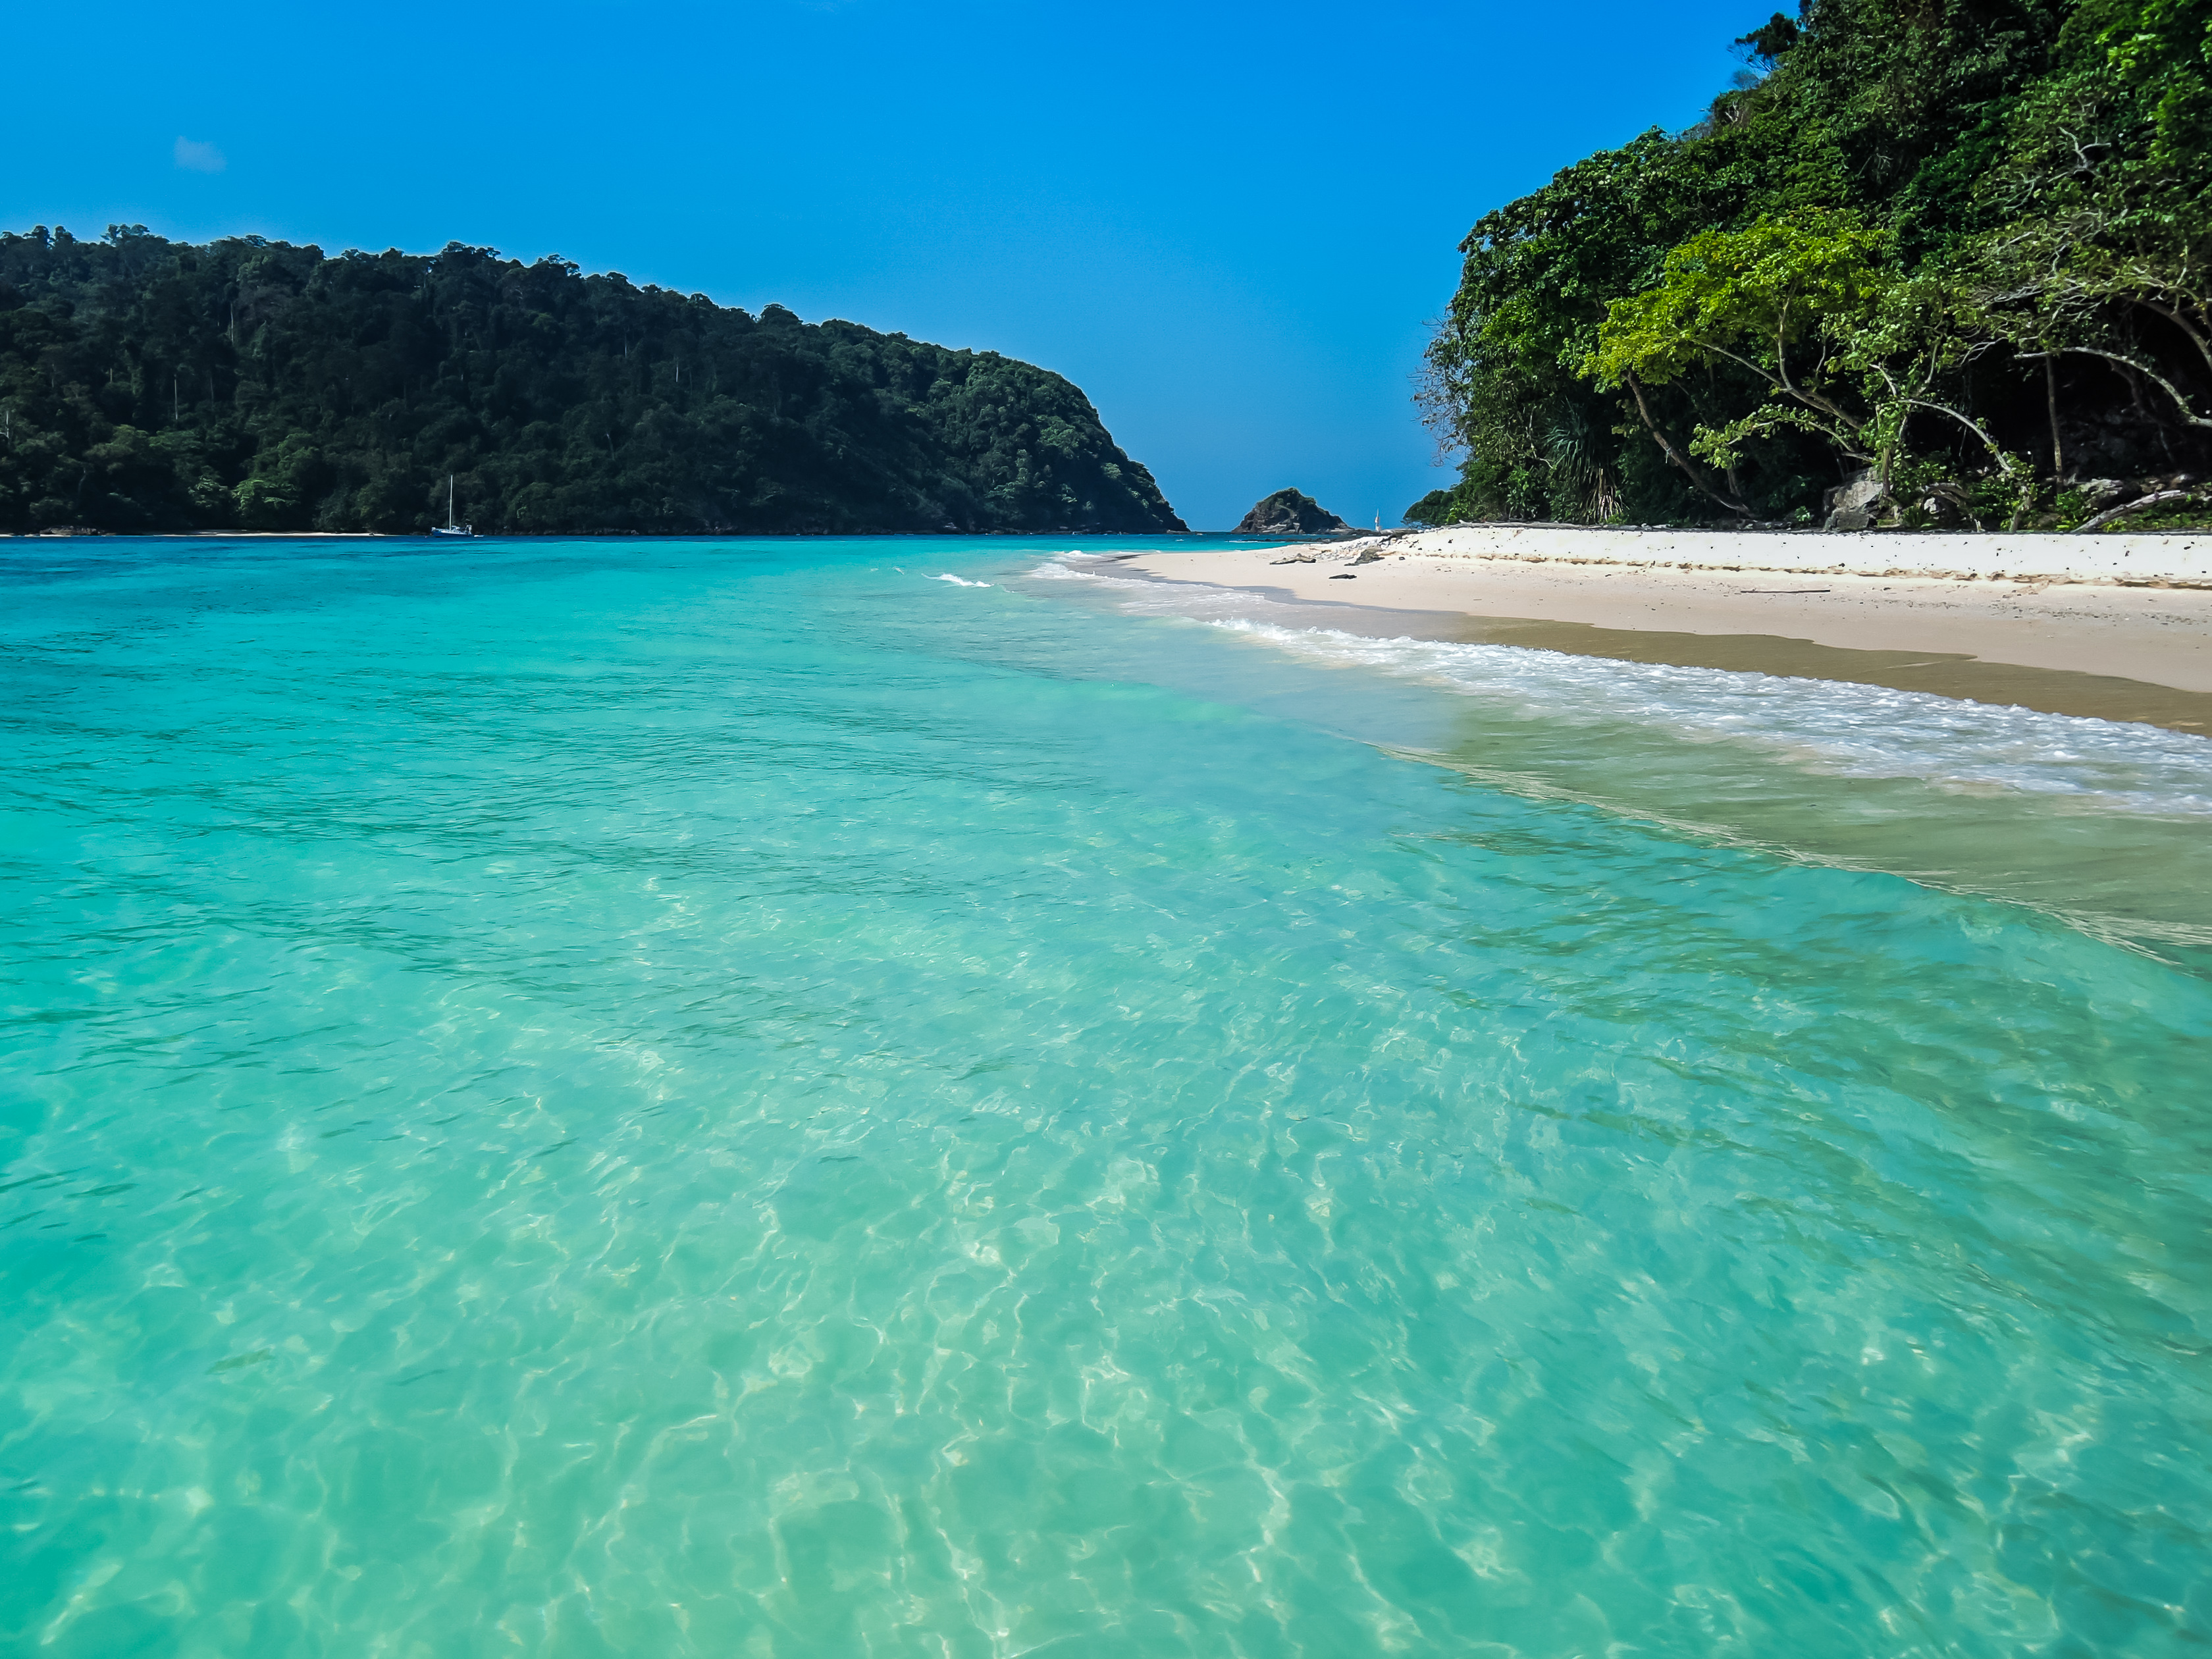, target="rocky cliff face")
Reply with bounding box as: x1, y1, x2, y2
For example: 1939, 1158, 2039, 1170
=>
1234, 488, 1350, 535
